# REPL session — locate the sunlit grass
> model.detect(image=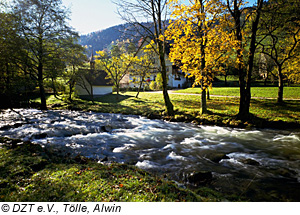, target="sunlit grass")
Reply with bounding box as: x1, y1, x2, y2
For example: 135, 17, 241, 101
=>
175, 87, 300, 99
